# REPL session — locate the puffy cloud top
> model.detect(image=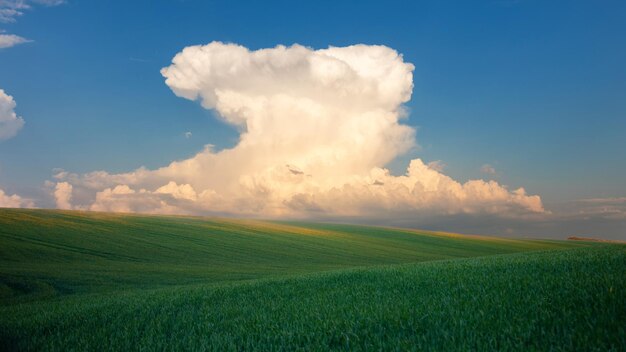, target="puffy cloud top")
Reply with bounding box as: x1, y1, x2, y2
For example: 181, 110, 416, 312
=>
161, 43, 413, 120
0, 89, 25, 140
53, 42, 545, 220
